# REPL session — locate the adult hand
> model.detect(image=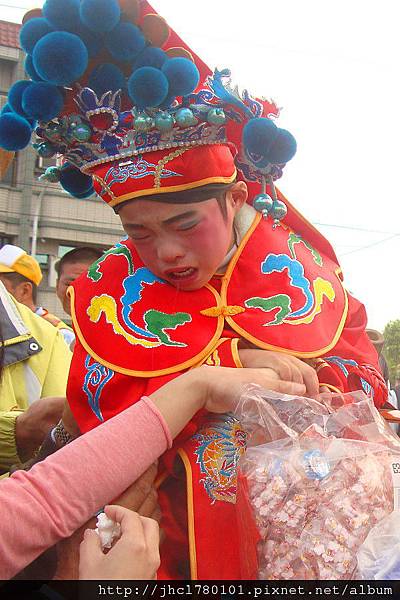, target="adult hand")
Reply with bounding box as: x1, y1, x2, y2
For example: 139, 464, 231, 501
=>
150, 363, 309, 442
15, 397, 65, 462
239, 348, 320, 398
79, 506, 160, 580
54, 464, 160, 580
